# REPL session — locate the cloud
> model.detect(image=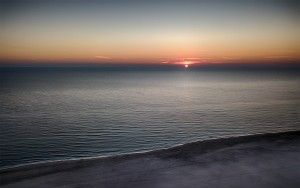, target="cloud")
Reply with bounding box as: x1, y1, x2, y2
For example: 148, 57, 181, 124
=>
94, 55, 111, 60
161, 57, 206, 64
263, 55, 296, 59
